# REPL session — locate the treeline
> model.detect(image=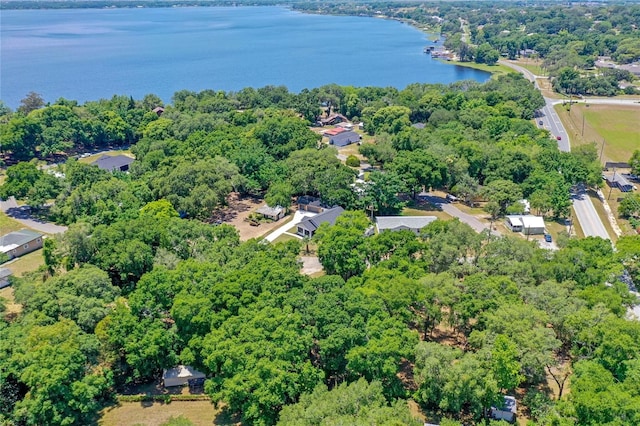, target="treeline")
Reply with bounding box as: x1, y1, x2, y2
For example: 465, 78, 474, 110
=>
1, 76, 638, 425
293, 1, 640, 95
0, 75, 603, 227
